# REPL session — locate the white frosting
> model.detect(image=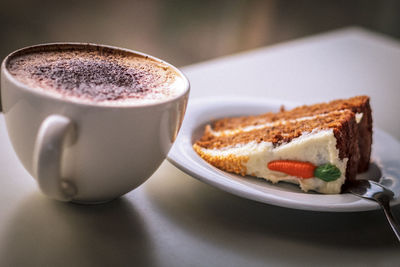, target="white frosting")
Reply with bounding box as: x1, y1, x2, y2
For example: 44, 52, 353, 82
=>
197, 129, 347, 194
